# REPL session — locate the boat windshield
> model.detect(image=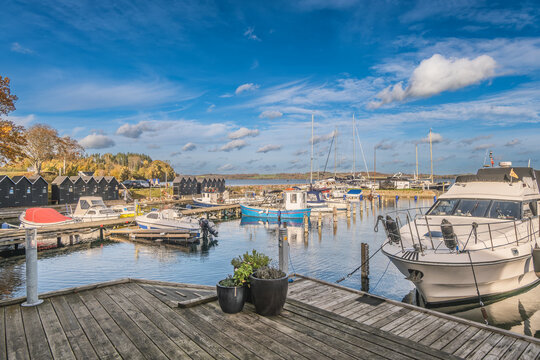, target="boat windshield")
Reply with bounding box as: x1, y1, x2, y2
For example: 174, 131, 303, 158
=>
428, 199, 522, 219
